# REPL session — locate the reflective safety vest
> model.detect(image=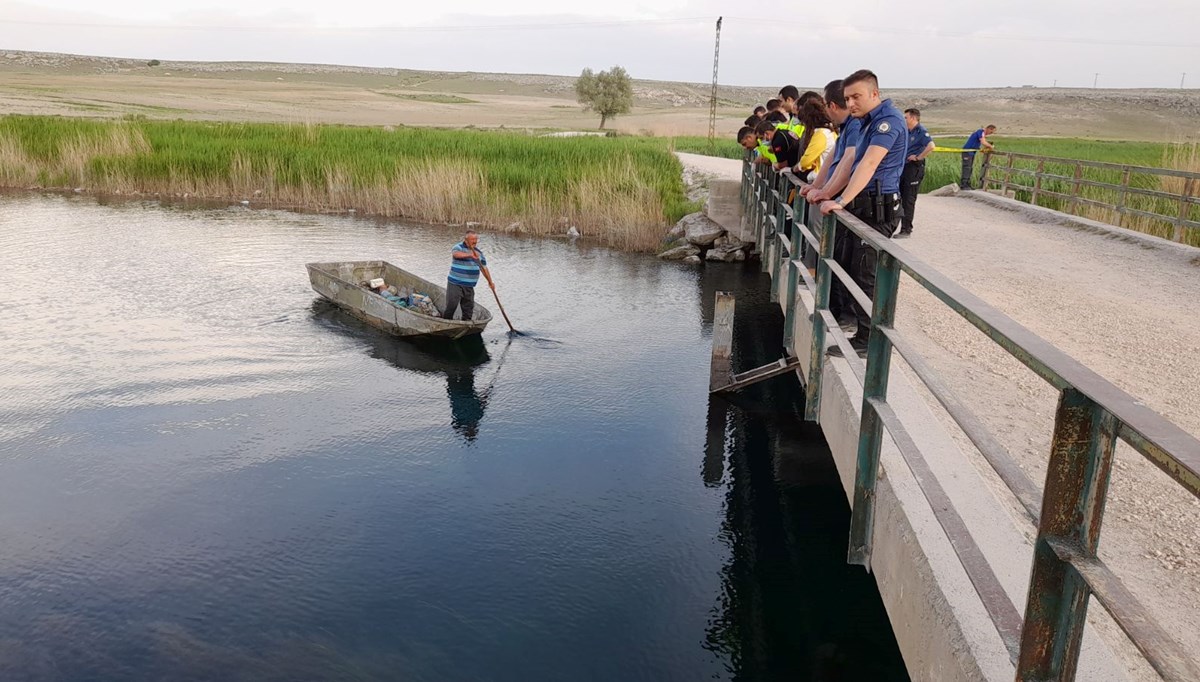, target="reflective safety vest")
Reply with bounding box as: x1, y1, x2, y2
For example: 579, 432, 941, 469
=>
755, 140, 778, 163
776, 121, 806, 137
